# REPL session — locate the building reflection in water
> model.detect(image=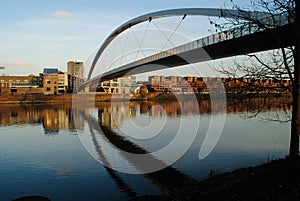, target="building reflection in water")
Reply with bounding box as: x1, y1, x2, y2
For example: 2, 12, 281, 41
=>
99, 102, 138, 129
0, 104, 77, 134
0, 96, 292, 135
42, 109, 59, 134
96, 96, 292, 129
